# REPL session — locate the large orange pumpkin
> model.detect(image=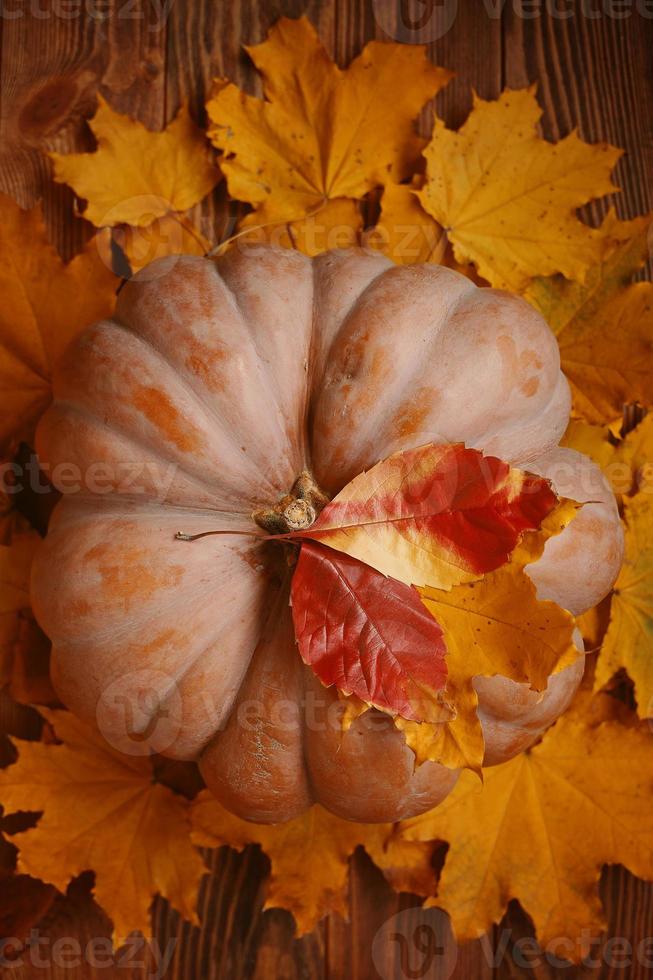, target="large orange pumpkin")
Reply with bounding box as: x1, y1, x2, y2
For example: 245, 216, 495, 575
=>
31, 246, 623, 823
